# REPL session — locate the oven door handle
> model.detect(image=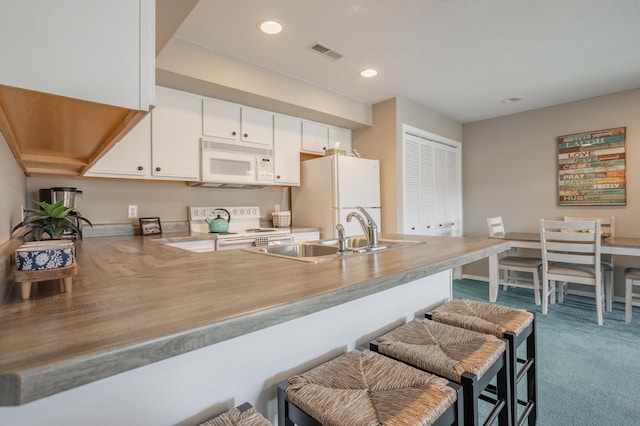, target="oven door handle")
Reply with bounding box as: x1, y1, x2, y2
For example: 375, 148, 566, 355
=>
217, 238, 258, 247
268, 235, 294, 244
